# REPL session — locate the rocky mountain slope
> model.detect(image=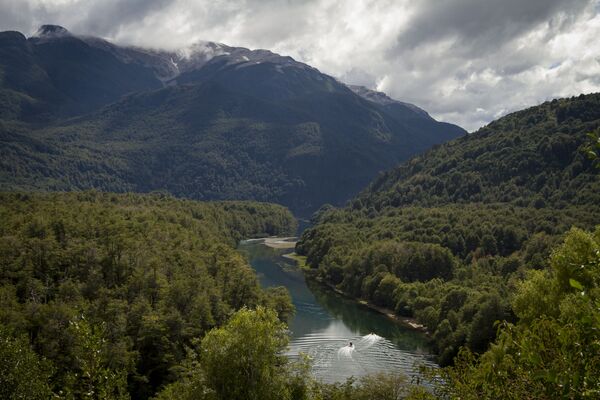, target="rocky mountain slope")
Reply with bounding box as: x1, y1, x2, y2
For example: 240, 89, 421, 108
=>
0, 25, 465, 215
